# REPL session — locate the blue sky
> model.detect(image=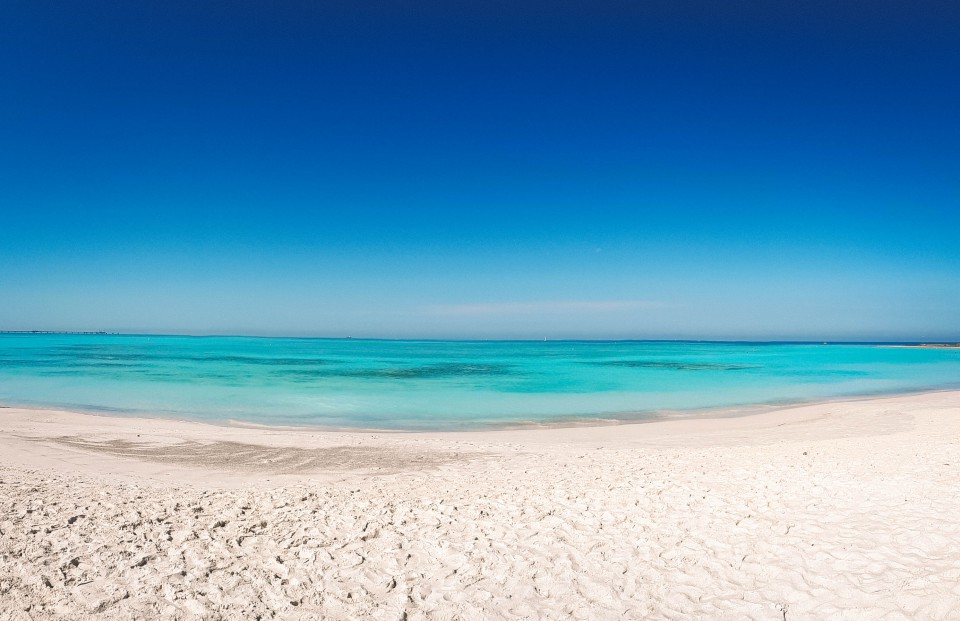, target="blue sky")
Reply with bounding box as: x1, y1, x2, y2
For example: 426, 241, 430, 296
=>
1, 0, 958, 339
